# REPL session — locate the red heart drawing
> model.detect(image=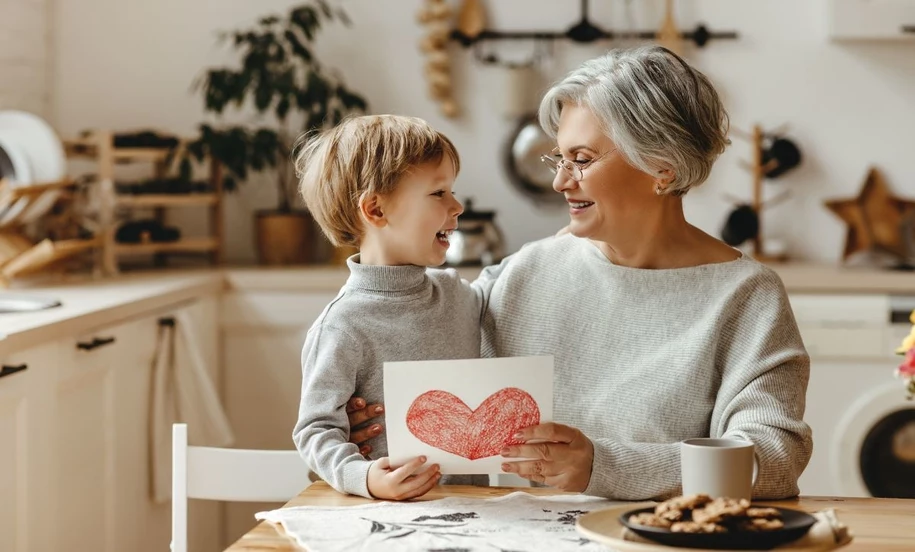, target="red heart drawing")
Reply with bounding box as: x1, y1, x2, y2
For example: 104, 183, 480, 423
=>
406, 387, 540, 460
